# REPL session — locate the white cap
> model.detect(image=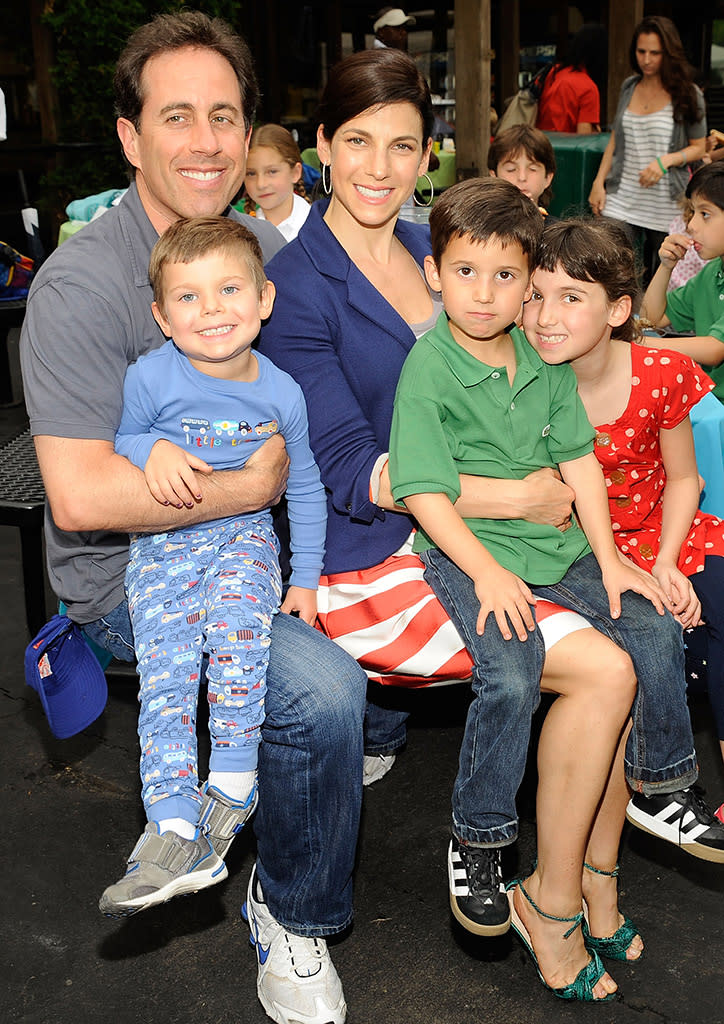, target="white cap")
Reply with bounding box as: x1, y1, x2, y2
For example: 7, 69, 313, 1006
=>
373, 8, 416, 33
